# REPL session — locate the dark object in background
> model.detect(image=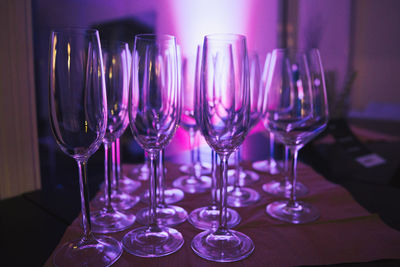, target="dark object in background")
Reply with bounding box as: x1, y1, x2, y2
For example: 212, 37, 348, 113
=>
303, 119, 397, 185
